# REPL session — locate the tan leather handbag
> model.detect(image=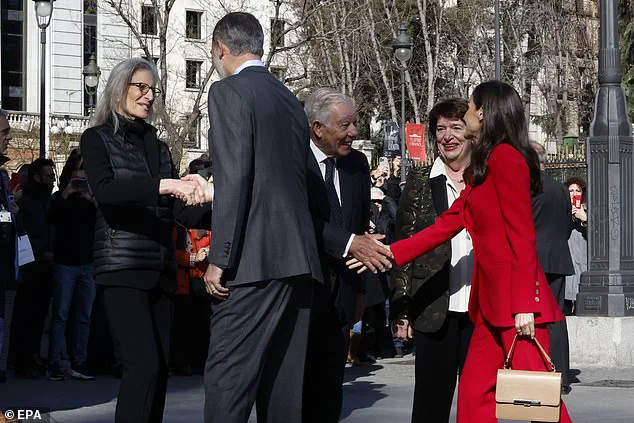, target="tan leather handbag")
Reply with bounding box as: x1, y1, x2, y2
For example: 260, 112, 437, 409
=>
496, 335, 562, 422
